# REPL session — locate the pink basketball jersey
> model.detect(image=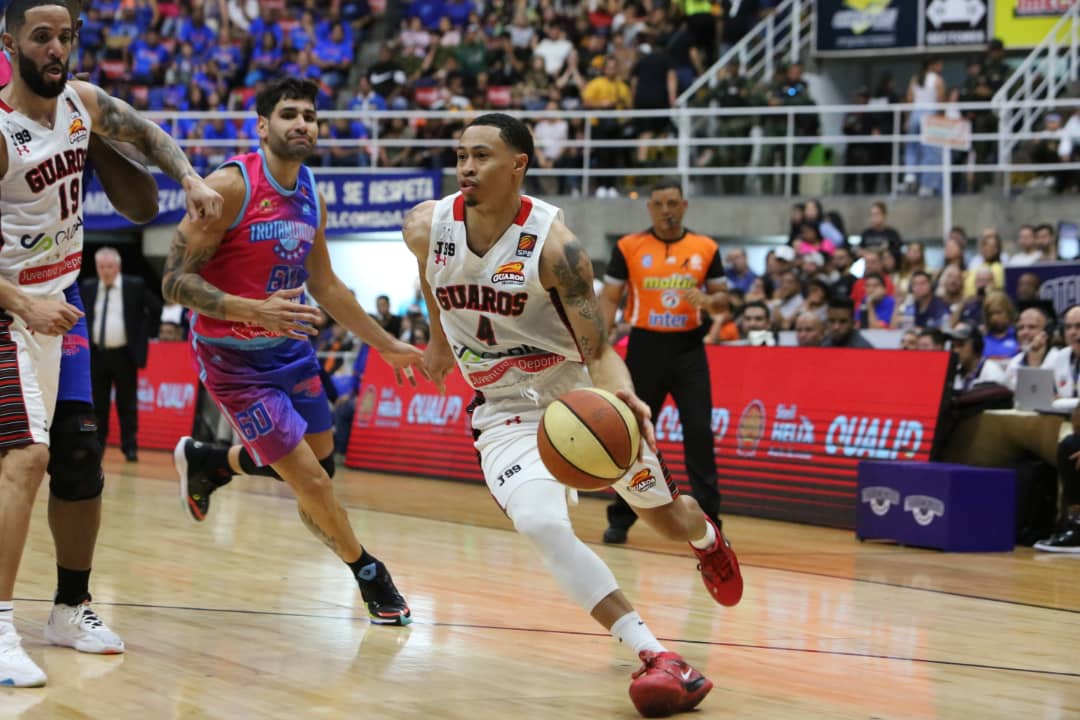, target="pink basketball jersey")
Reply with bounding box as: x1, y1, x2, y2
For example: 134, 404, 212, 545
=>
193, 150, 320, 348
